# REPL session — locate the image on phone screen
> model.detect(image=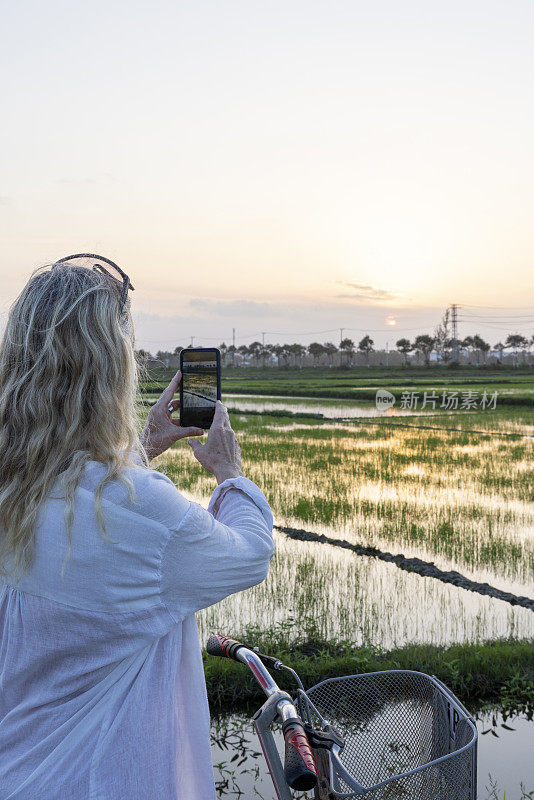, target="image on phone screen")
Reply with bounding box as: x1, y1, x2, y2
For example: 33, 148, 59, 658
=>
180, 349, 220, 428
